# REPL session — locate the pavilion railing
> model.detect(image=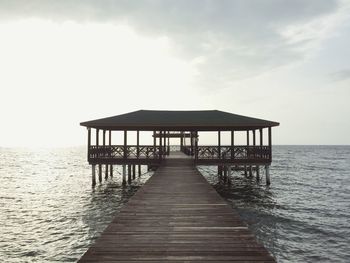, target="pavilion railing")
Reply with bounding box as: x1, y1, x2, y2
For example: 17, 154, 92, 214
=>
88, 145, 166, 161
182, 145, 271, 162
